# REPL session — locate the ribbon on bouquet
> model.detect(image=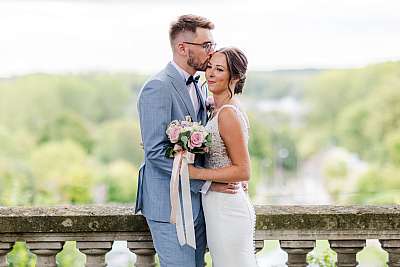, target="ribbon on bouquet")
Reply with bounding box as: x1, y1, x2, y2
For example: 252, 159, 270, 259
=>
169, 150, 196, 249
